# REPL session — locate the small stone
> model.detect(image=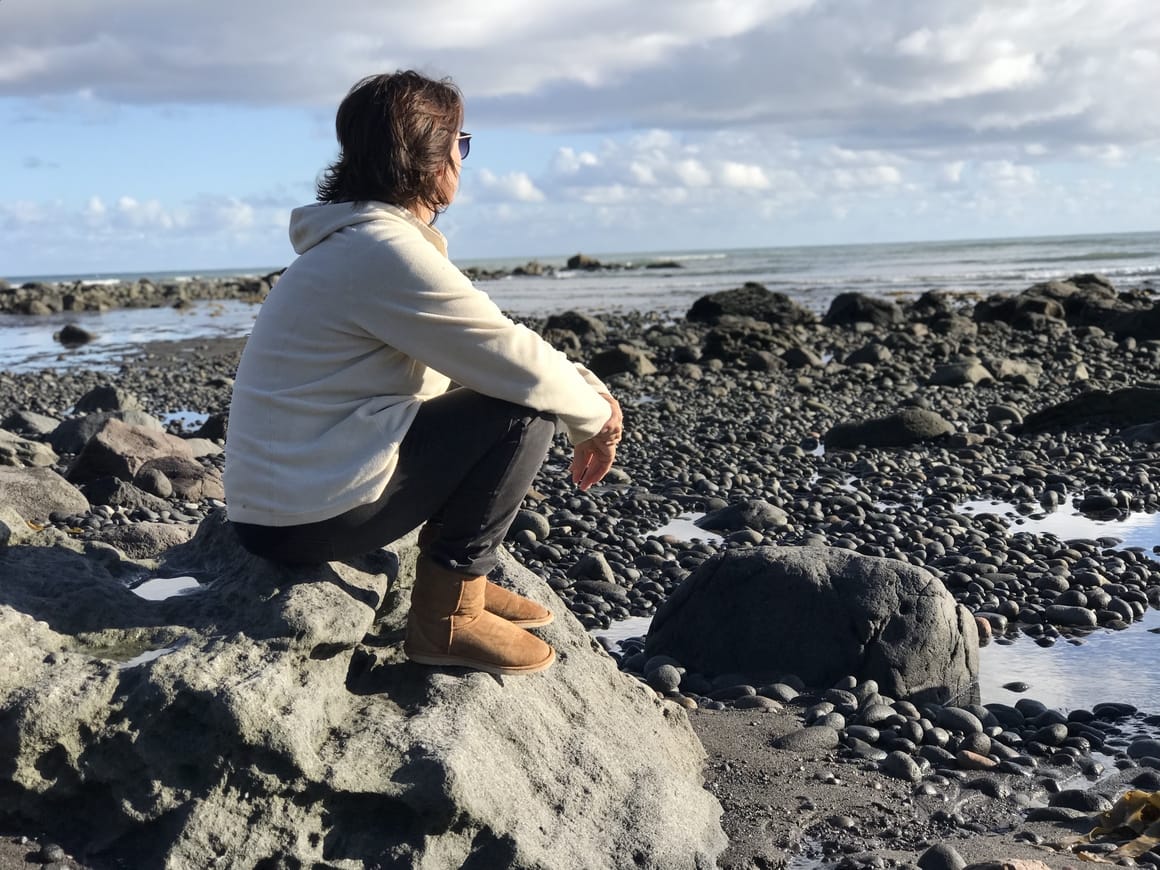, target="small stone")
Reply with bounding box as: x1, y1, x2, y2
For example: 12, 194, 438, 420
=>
1025, 806, 1090, 822
1128, 738, 1160, 760
734, 695, 781, 712
917, 843, 966, 870
881, 750, 923, 782
646, 664, 682, 693
1048, 789, 1113, 813
758, 682, 799, 703
771, 726, 840, 753
955, 749, 997, 770
937, 707, 983, 735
